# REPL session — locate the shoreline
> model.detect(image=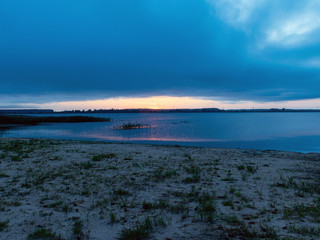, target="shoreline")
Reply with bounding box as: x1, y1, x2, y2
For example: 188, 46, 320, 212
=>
0, 138, 319, 239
